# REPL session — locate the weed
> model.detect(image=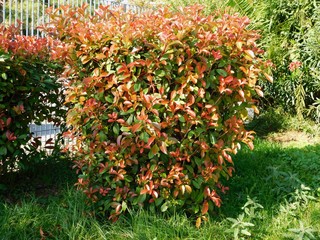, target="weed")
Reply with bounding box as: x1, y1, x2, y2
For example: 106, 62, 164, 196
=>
226, 196, 264, 239
285, 221, 317, 240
